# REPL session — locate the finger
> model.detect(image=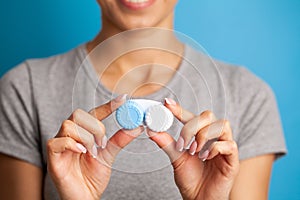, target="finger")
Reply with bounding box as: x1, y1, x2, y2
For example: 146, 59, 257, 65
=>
57, 120, 97, 157
89, 94, 127, 121
179, 110, 217, 148
147, 130, 184, 163
205, 140, 239, 166
195, 119, 233, 152
189, 141, 197, 156
101, 126, 144, 165
47, 137, 87, 156
68, 109, 106, 148
164, 98, 195, 124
